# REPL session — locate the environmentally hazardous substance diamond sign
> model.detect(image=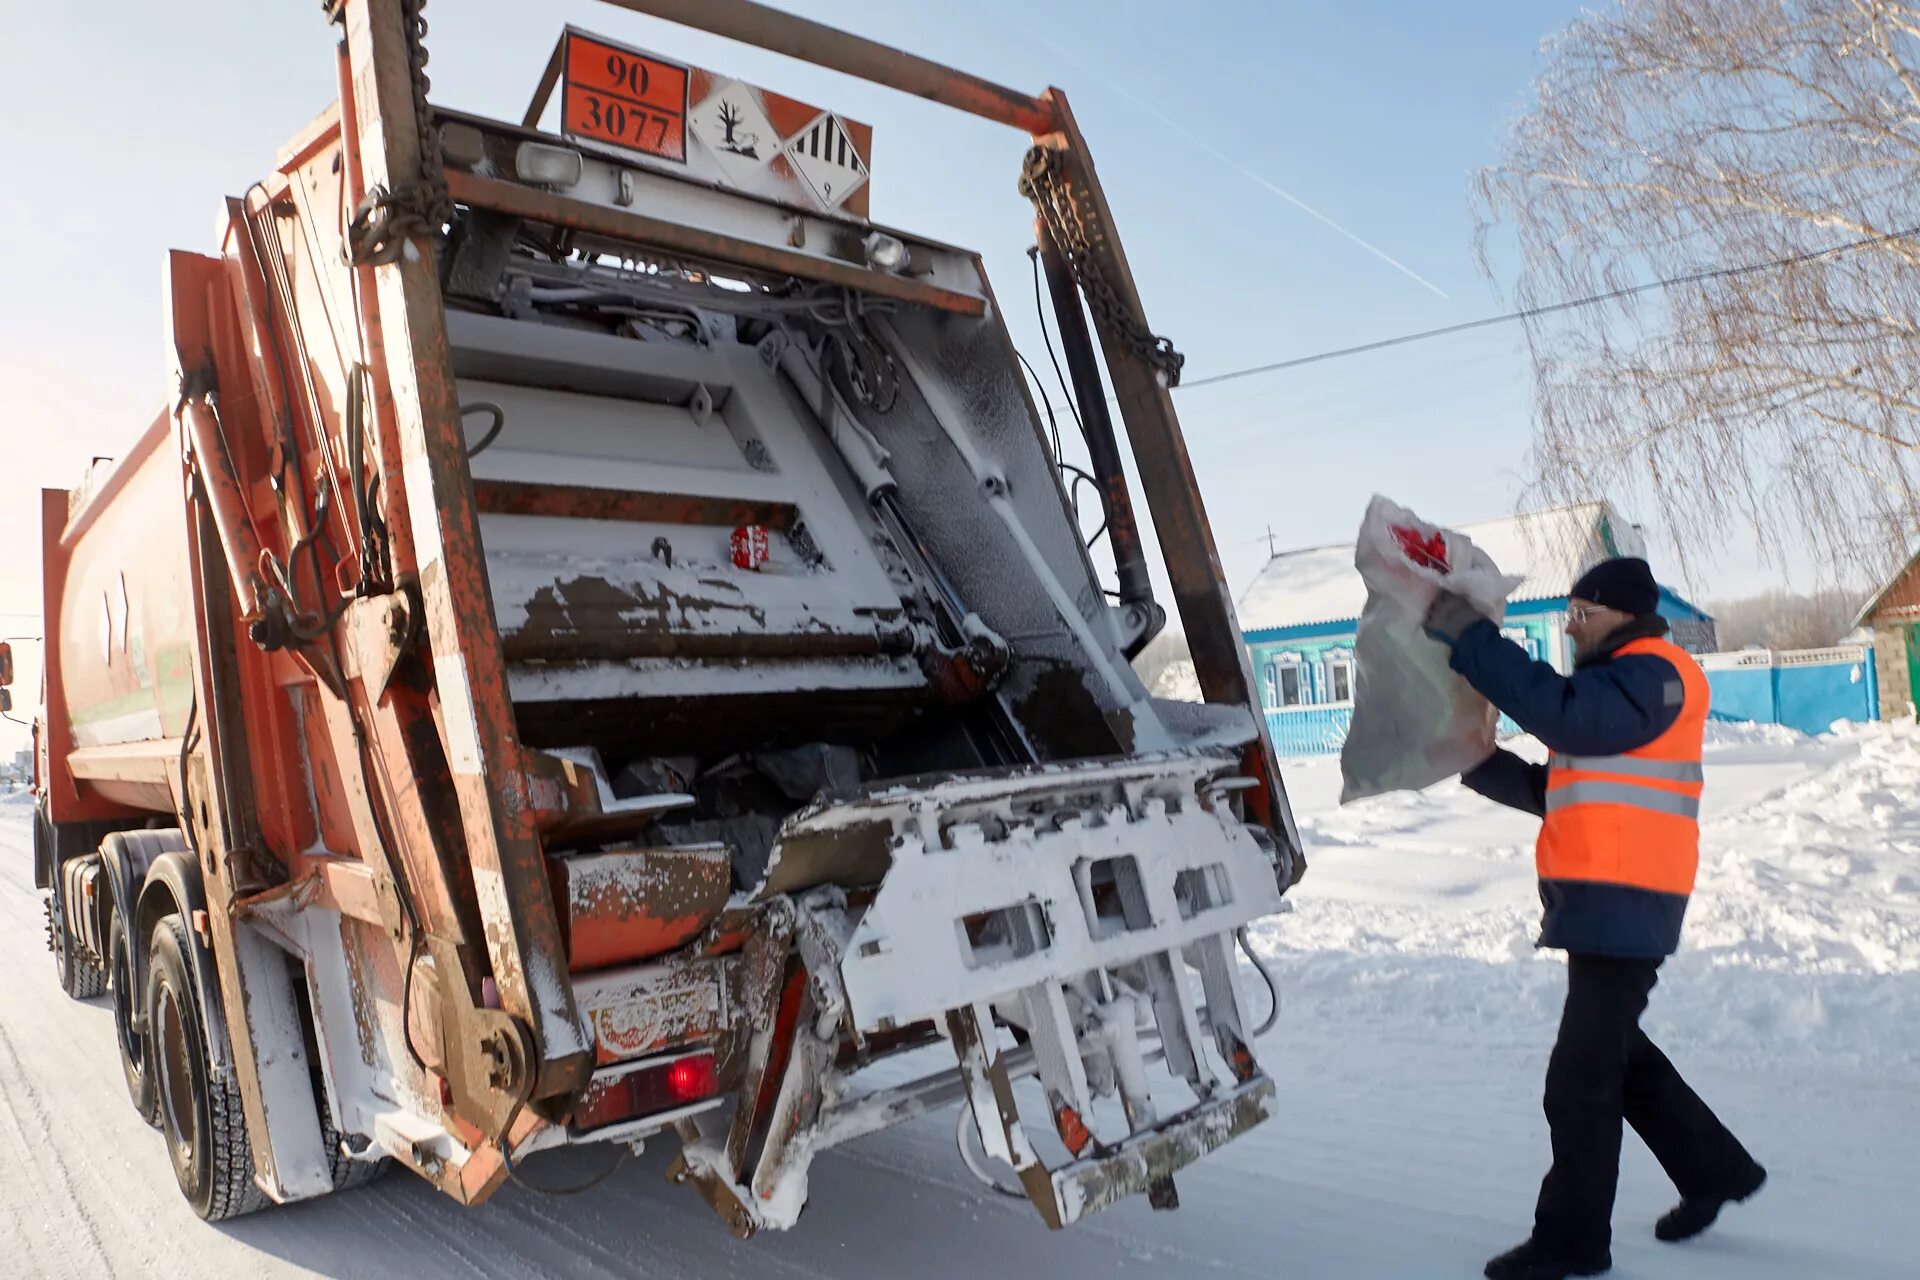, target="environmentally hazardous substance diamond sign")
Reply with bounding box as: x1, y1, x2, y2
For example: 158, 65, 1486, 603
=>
782, 112, 868, 210
688, 79, 777, 184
